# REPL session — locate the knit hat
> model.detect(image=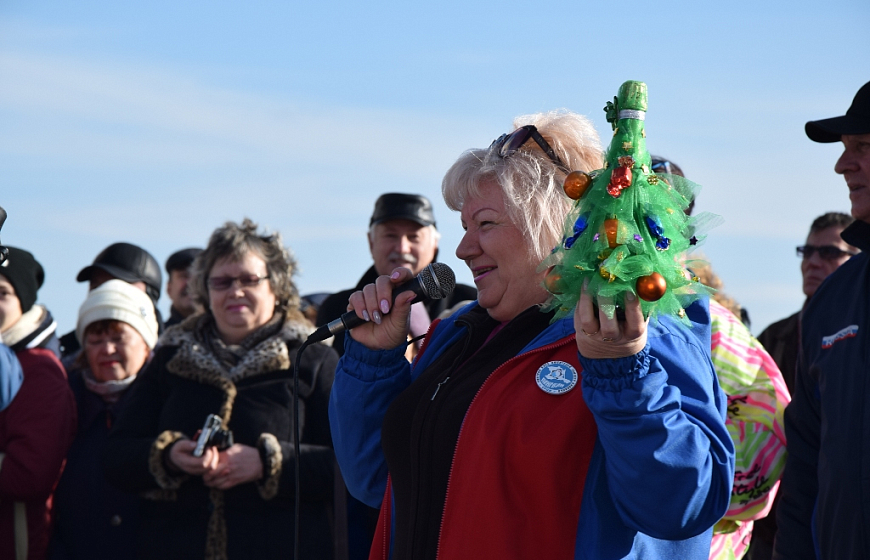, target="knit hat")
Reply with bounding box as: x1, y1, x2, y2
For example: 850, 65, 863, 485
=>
0, 247, 45, 313
76, 279, 159, 349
